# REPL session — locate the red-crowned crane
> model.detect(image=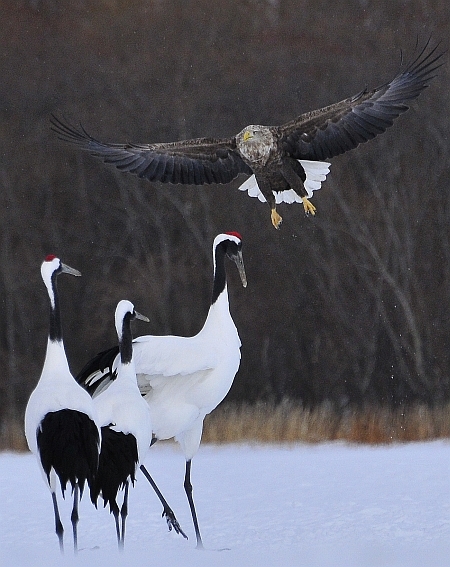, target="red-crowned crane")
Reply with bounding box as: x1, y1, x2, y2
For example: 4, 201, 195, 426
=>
90, 300, 153, 550
77, 232, 247, 548
24, 256, 100, 554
